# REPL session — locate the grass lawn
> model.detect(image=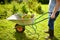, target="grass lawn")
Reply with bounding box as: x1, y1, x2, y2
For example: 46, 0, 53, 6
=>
0, 4, 60, 40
